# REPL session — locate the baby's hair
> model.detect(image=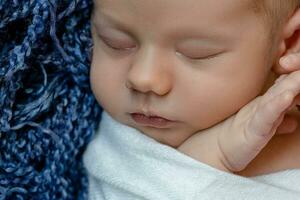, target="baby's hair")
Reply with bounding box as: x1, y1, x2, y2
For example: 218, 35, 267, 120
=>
253, 0, 300, 35
250, 0, 300, 60
0, 0, 101, 199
